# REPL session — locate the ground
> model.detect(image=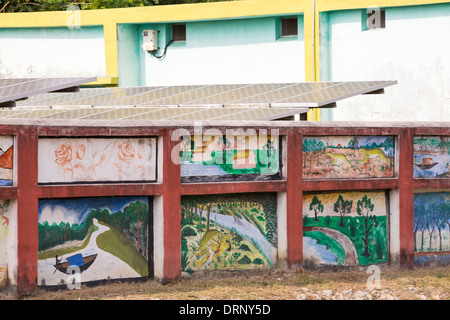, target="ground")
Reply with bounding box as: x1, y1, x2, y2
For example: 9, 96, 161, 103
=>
3, 265, 448, 300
